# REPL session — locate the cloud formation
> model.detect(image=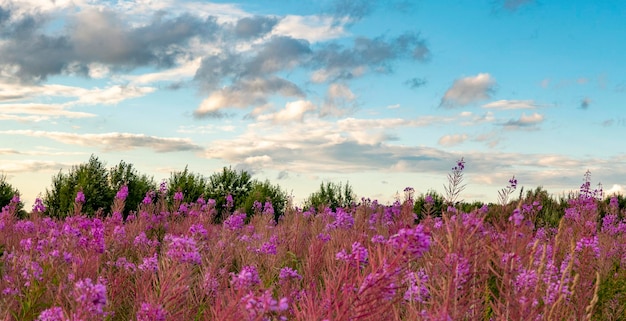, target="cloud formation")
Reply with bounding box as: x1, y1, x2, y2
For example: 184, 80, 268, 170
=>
482, 99, 538, 110
501, 112, 544, 130
441, 73, 496, 108
0, 7, 219, 82
0, 130, 203, 153
438, 134, 469, 147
